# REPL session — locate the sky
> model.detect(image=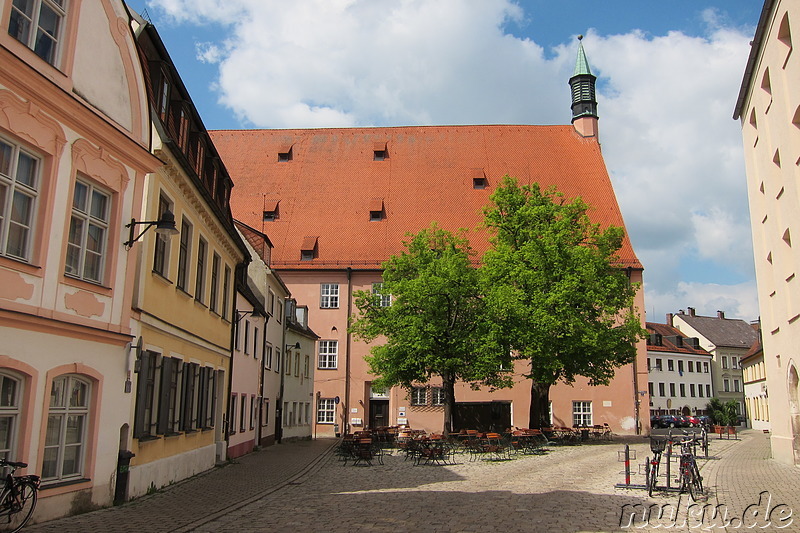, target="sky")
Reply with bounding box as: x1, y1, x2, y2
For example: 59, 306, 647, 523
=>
126, 0, 764, 325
